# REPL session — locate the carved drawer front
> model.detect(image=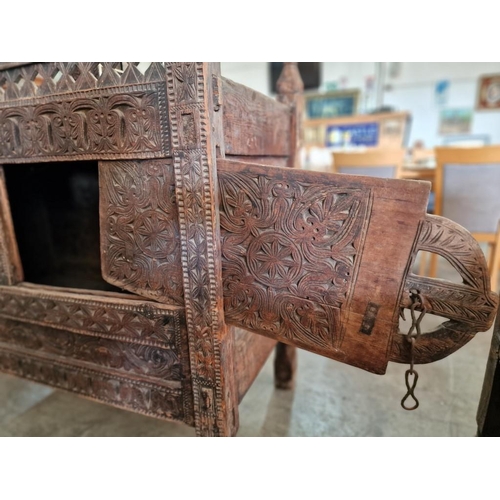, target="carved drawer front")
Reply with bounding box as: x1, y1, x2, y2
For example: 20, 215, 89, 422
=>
0, 285, 193, 423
